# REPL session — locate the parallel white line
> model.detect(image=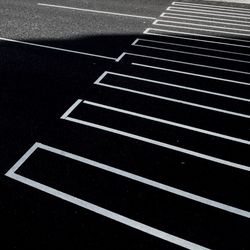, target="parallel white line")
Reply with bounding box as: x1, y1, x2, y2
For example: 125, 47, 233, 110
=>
62, 115, 250, 172
144, 28, 250, 49
117, 52, 250, 86
152, 22, 250, 38
138, 36, 250, 60
159, 14, 250, 28
172, 2, 250, 13
84, 99, 250, 145
97, 70, 250, 103
132, 39, 250, 66
167, 6, 250, 18
154, 19, 250, 32
132, 61, 250, 87
14, 142, 249, 219
5, 143, 210, 250
95, 79, 250, 118
0, 37, 116, 60
172, 1, 250, 12
160, 12, 250, 25
38, 3, 156, 20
